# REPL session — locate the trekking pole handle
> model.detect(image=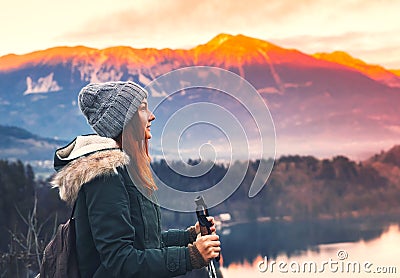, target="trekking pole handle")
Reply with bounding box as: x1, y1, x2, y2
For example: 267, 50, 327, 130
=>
195, 195, 220, 262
